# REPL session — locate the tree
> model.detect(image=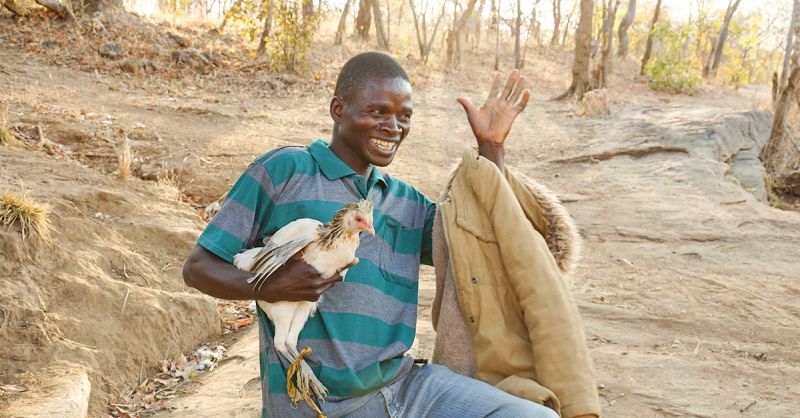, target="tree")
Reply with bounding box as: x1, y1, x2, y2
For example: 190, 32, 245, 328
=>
356, 0, 372, 41
446, 0, 479, 67
556, 0, 593, 100
493, 0, 501, 70
371, 0, 390, 50
335, 0, 354, 45
616, 0, 635, 58
594, 0, 619, 88
550, 0, 561, 47
408, 0, 447, 64
514, 0, 522, 68
761, 0, 800, 175
257, 0, 275, 56
780, 0, 800, 92
702, 0, 743, 79
640, 0, 662, 75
